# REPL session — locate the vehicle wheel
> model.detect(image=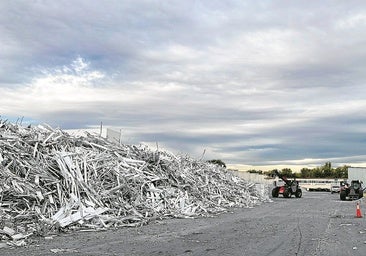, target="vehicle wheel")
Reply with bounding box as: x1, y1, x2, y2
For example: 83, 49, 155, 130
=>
340, 191, 347, 201
295, 189, 302, 198
283, 189, 291, 198
359, 191, 364, 199
272, 188, 279, 198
